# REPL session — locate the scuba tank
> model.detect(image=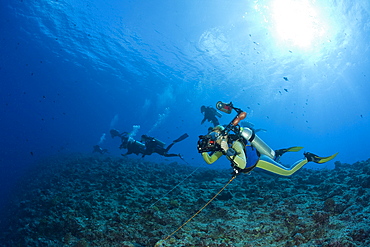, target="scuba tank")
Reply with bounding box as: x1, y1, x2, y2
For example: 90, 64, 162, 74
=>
141, 135, 166, 147
133, 140, 146, 150
215, 101, 275, 159
214, 110, 222, 118
239, 128, 275, 159
153, 138, 166, 147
